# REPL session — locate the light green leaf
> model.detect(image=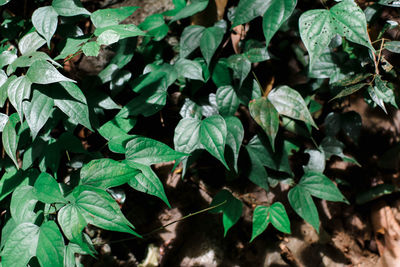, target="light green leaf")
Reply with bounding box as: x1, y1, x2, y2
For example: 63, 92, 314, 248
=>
227, 54, 251, 87
303, 149, 325, 173
97, 30, 120, 46
0, 0, 11, 5
82, 41, 100, 57
32, 6, 58, 47
0, 112, 8, 132
27, 60, 75, 84
0, 75, 16, 107
180, 25, 205, 58
0, 169, 39, 202
249, 97, 279, 149
75, 186, 139, 236
139, 14, 169, 41
225, 116, 244, 173
23, 89, 54, 138
94, 24, 145, 39
200, 26, 225, 65
127, 162, 170, 208
200, 115, 228, 169
175, 59, 204, 81
7, 51, 62, 76
384, 41, 400, 53
18, 31, 46, 55
210, 189, 242, 236
2, 113, 19, 167
232, 0, 271, 27
368, 85, 387, 113
0, 51, 17, 68
250, 206, 269, 242
179, 98, 202, 119
269, 202, 291, 234
263, 0, 297, 48
80, 159, 139, 189
126, 136, 187, 166
7, 76, 32, 122
171, 0, 208, 22
36, 221, 65, 267
299, 172, 348, 203
54, 36, 90, 60
174, 117, 202, 154
10, 185, 38, 224
1, 223, 39, 267
288, 186, 320, 232
52, 0, 90, 16
268, 85, 317, 128
90, 6, 139, 28
216, 85, 240, 116
299, 1, 373, 70
33, 172, 64, 204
